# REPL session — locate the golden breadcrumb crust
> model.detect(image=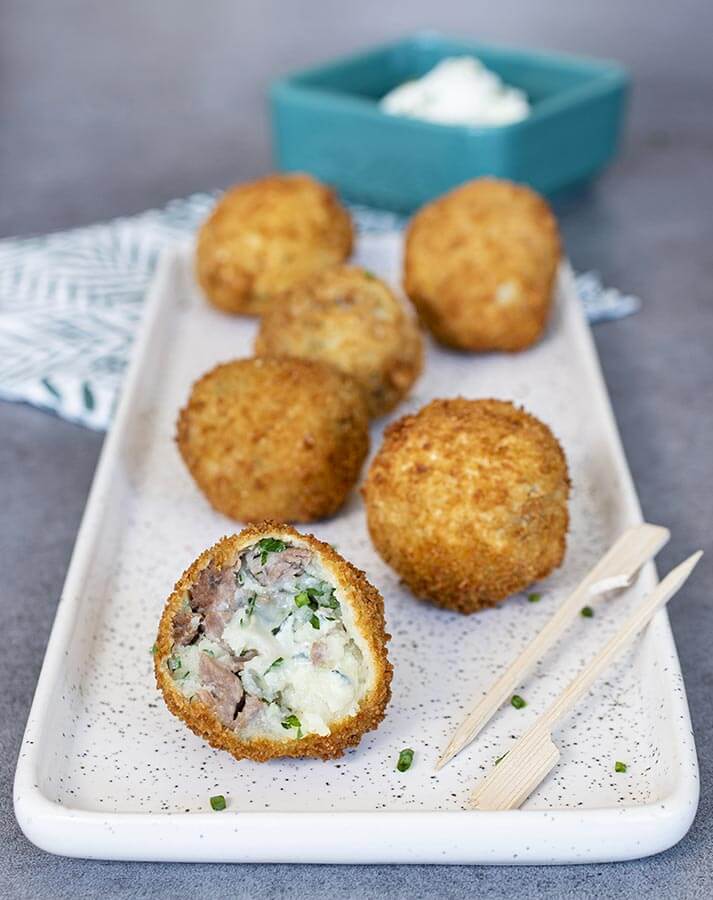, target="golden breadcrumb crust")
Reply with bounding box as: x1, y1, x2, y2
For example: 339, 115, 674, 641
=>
404, 178, 561, 352
155, 522, 392, 761
176, 357, 369, 522
196, 173, 353, 316
362, 398, 570, 613
254, 265, 424, 418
